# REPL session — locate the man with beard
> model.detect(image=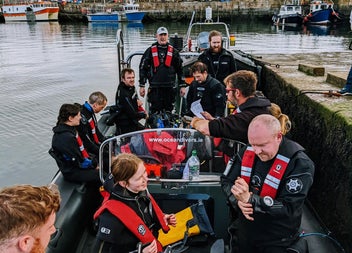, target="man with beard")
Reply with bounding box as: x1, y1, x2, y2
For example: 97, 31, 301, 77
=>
198, 30, 237, 85
0, 184, 61, 253
191, 70, 271, 144
139, 27, 186, 114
